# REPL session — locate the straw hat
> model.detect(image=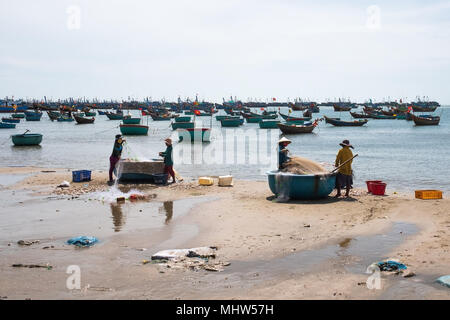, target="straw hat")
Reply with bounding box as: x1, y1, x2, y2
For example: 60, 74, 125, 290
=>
339, 139, 354, 149
278, 137, 291, 144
